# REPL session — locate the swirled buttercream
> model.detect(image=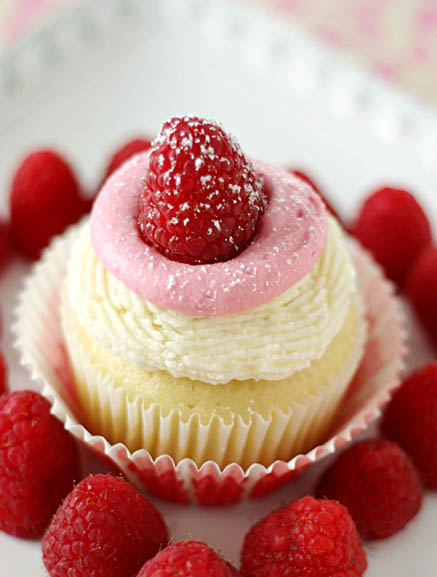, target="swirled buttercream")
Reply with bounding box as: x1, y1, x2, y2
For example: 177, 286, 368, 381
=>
63, 217, 356, 385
